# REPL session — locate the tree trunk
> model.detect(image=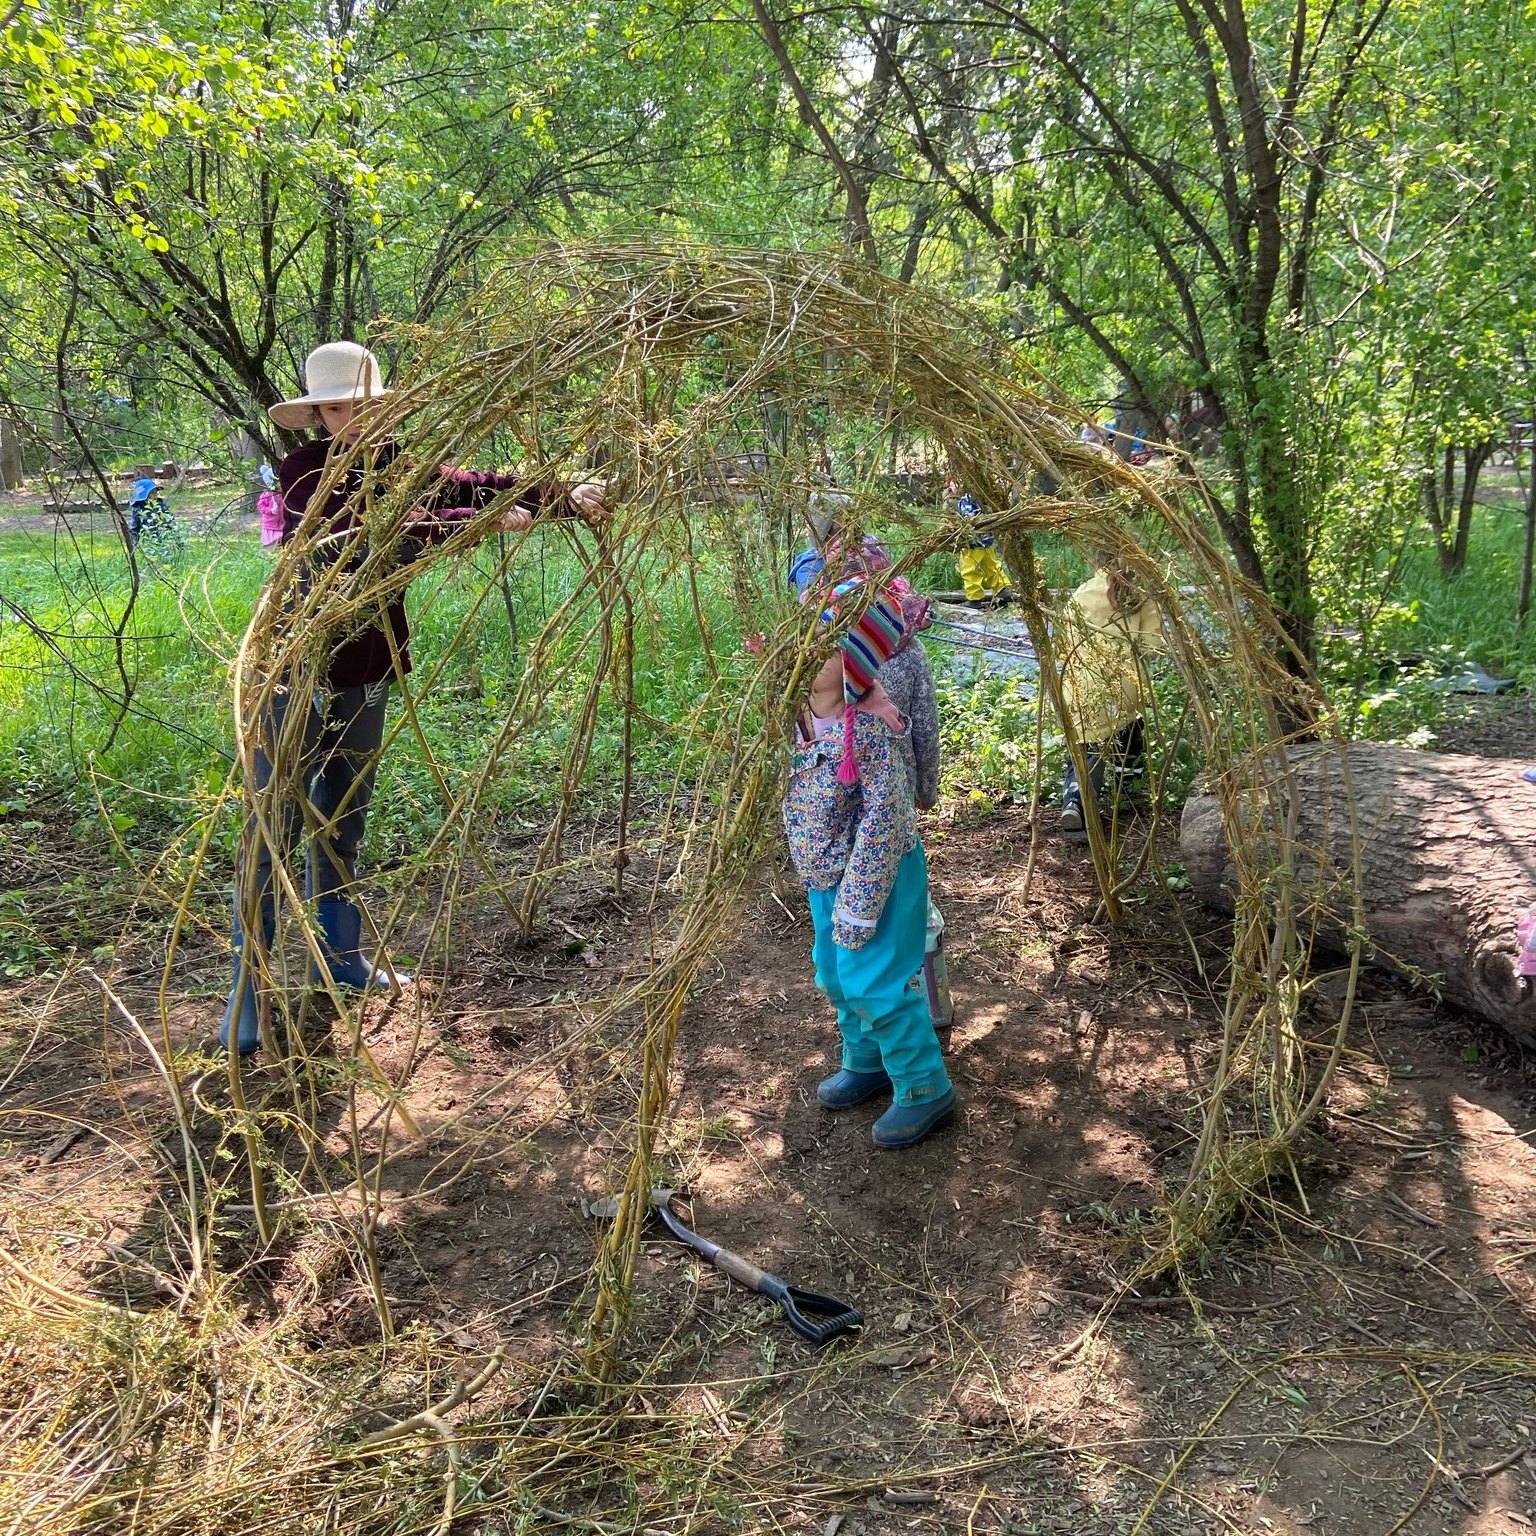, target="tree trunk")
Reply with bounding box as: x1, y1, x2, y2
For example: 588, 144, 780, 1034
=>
0, 415, 22, 490
315, 175, 342, 347
1519, 415, 1536, 625
749, 0, 880, 266
1421, 443, 1451, 573
897, 201, 931, 284
51, 388, 69, 470
1450, 441, 1494, 572
1180, 743, 1536, 1043
1242, 357, 1316, 666
1253, 458, 1315, 666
